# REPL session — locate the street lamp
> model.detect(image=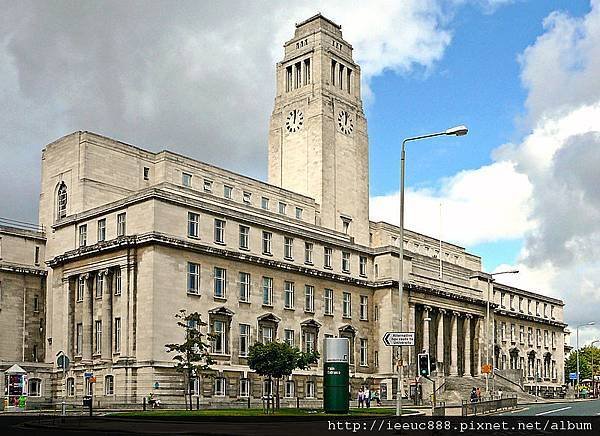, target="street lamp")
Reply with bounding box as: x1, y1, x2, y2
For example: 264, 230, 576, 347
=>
576, 322, 595, 397
591, 340, 599, 398
396, 125, 468, 417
